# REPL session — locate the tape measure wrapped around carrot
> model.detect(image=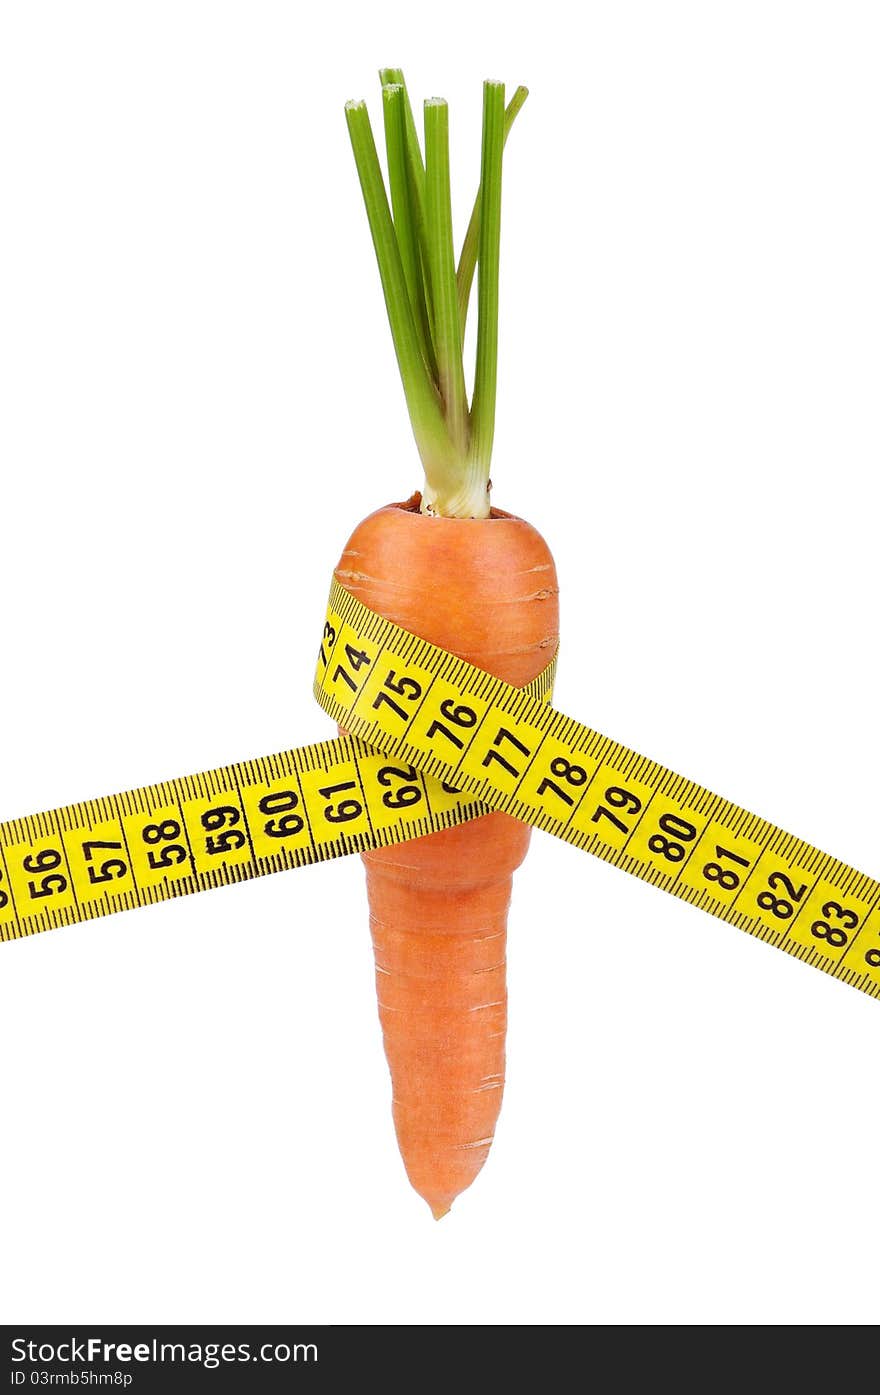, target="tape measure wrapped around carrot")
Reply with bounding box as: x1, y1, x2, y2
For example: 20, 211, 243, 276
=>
341, 73, 558, 1216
